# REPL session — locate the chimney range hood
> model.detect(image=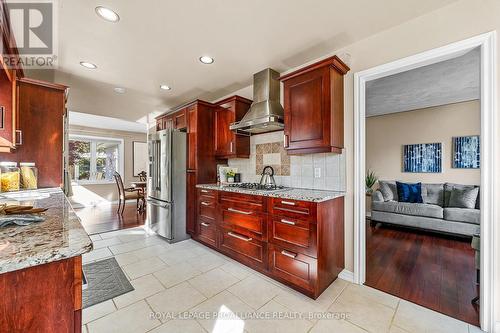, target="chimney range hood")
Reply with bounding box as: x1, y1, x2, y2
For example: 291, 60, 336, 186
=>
229, 68, 284, 134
